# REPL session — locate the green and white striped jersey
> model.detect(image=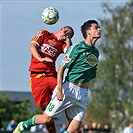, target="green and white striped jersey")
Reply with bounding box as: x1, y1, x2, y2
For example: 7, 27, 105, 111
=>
61, 41, 99, 83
